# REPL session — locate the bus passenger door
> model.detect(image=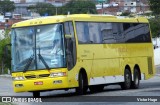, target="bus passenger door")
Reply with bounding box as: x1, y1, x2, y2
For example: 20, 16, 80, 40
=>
64, 21, 77, 87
